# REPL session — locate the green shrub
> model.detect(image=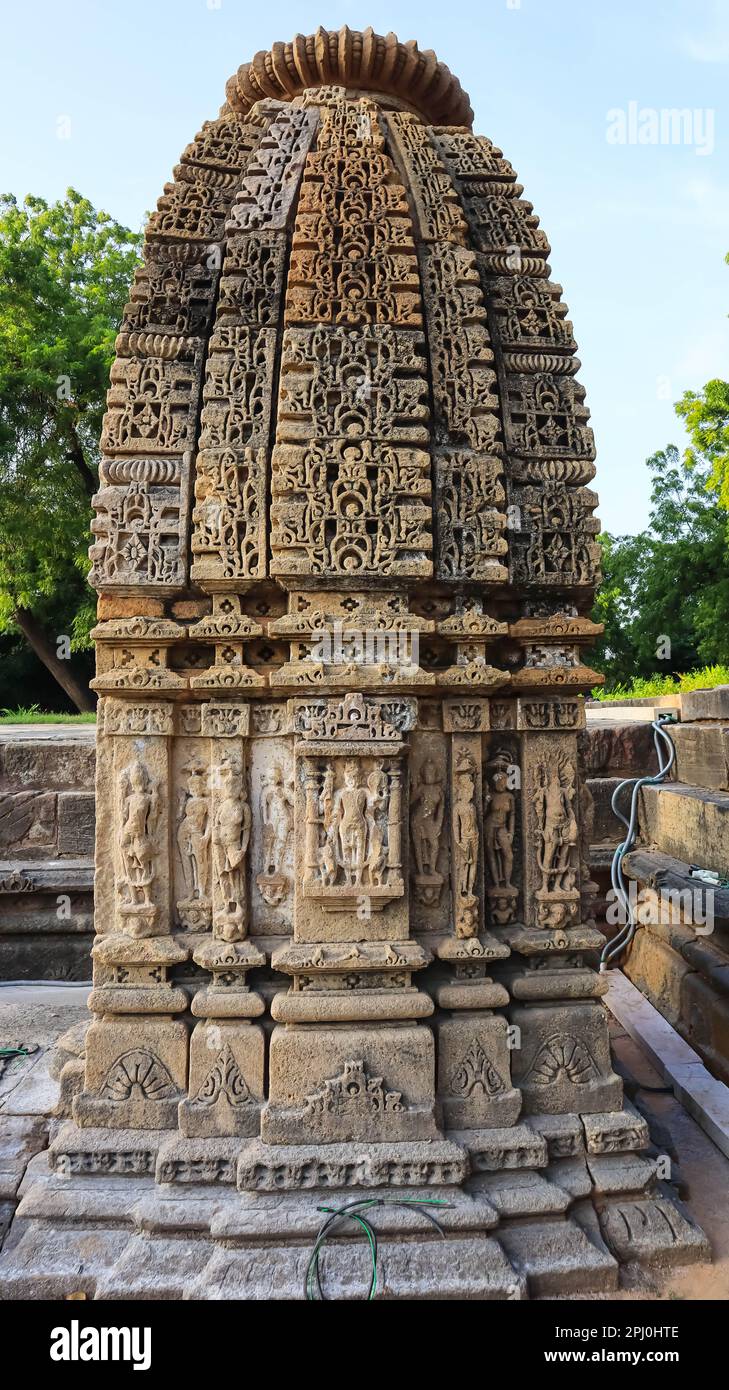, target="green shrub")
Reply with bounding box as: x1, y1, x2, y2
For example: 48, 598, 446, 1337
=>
591, 665, 729, 702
